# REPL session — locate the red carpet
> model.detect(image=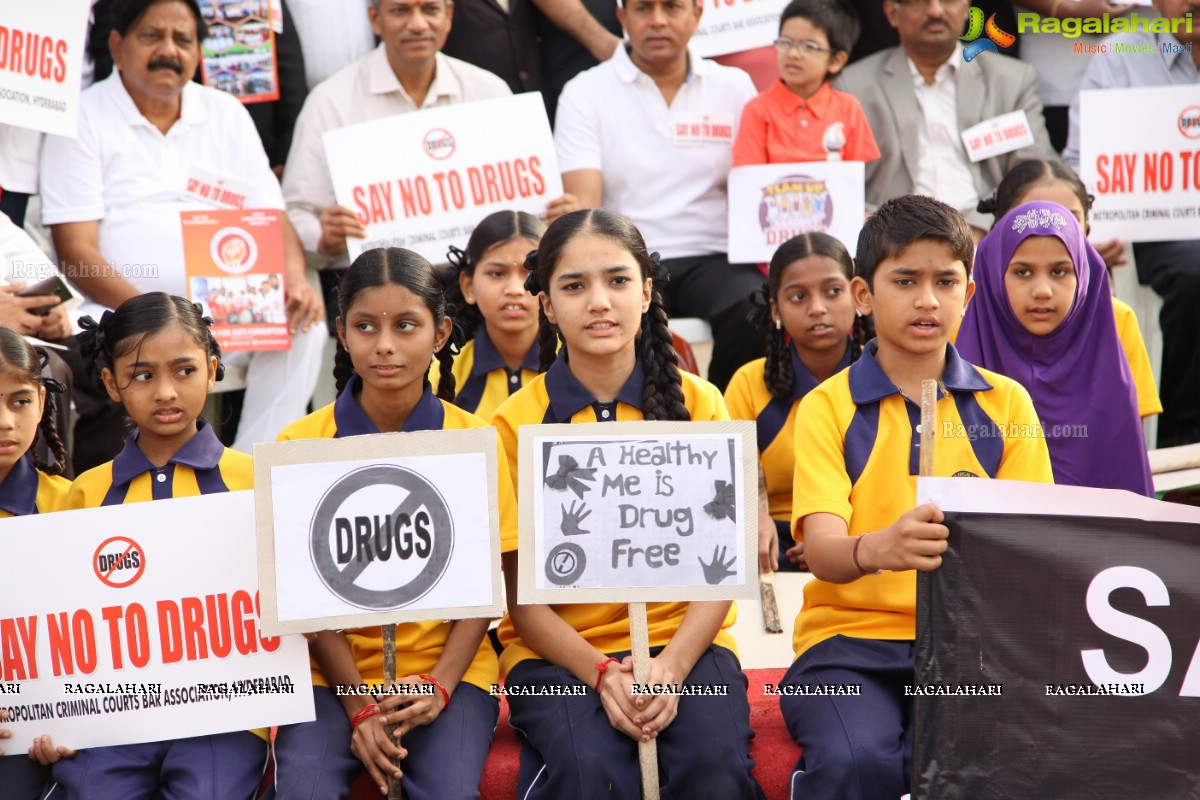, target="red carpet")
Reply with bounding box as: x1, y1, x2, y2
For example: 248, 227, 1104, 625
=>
341, 668, 794, 799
